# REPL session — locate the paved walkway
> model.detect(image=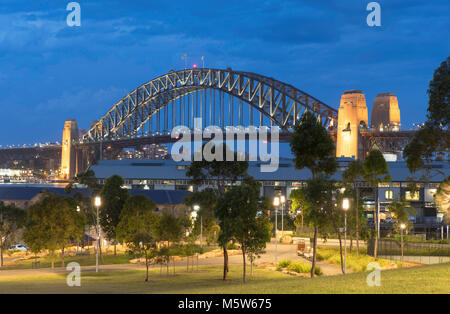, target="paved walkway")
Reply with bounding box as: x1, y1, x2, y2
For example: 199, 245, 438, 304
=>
0, 242, 343, 277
